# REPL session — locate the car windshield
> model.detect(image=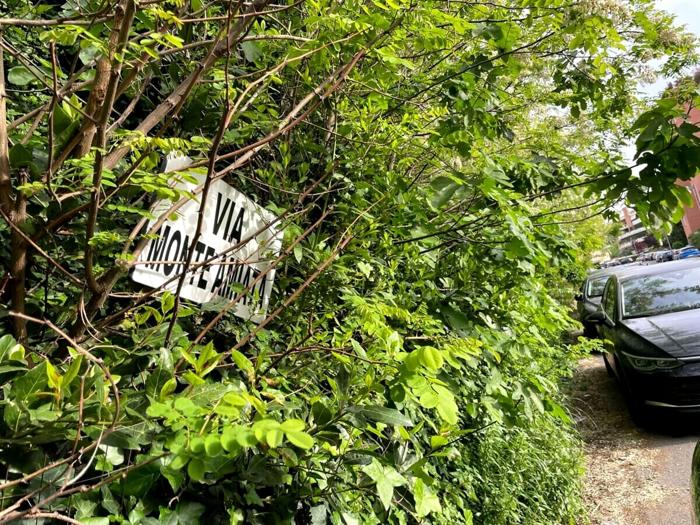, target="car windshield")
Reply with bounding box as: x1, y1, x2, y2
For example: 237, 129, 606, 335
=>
587, 276, 609, 298
622, 267, 700, 318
